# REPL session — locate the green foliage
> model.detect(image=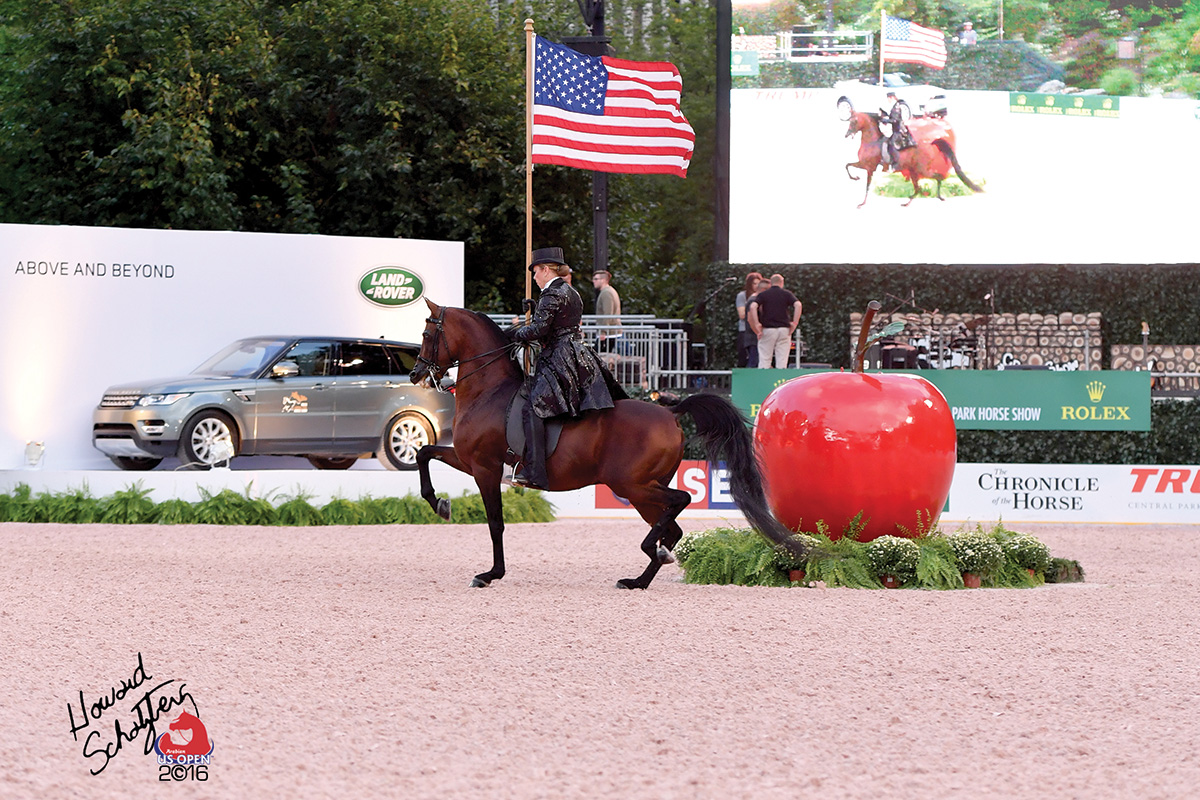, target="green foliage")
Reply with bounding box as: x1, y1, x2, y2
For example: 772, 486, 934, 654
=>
915, 536, 965, 589
798, 531, 881, 588
873, 174, 986, 199
191, 488, 274, 525
0, 484, 559, 526
678, 527, 790, 587
0, 0, 718, 320
866, 535, 921, 578
1064, 32, 1117, 87
772, 533, 822, 571
152, 499, 196, 524
1100, 66, 1139, 95
680, 522, 1069, 590
1045, 556, 1087, 582
99, 483, 156, 524
946, 526, 1006, 574
274, 495, 325, 527
321, 498, 366, 526
997, 529, 1053, 572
